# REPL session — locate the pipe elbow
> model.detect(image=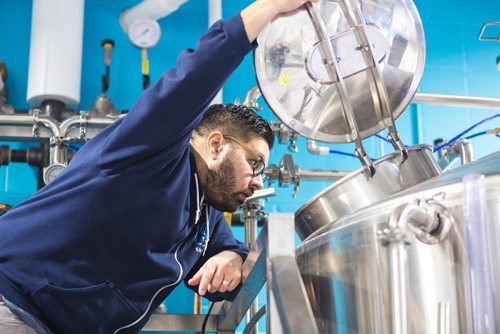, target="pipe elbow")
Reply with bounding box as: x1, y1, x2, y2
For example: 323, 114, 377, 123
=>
307, 139, 329, 155
120, 0, 189, 31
